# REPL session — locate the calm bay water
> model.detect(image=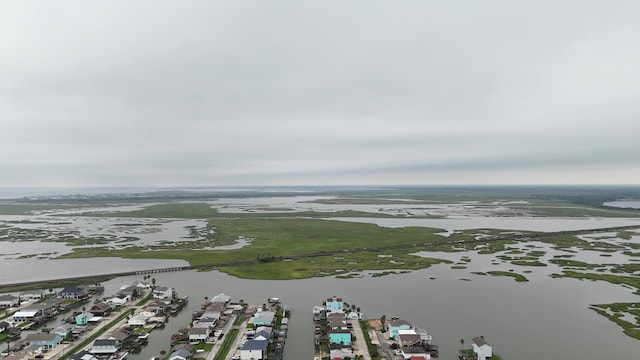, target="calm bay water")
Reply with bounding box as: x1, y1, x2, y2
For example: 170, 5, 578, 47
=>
97, 265, 638, 360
